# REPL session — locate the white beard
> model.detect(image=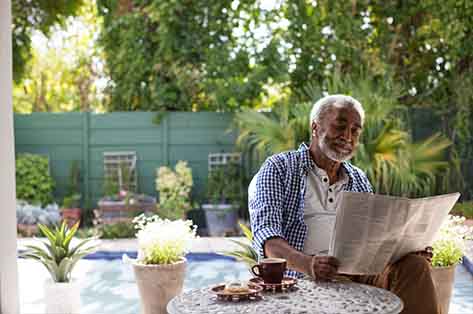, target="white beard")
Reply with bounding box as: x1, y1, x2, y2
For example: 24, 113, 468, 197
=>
317, 130, 354, 162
